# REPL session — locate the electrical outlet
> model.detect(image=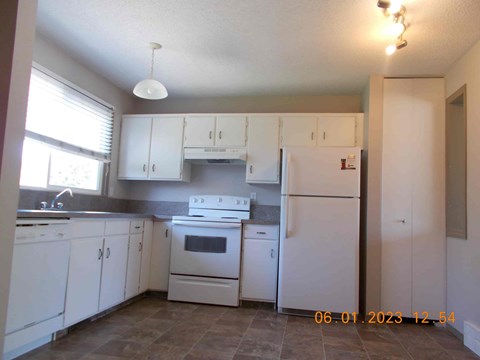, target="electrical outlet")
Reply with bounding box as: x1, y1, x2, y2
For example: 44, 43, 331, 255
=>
250, 192, 257, 201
